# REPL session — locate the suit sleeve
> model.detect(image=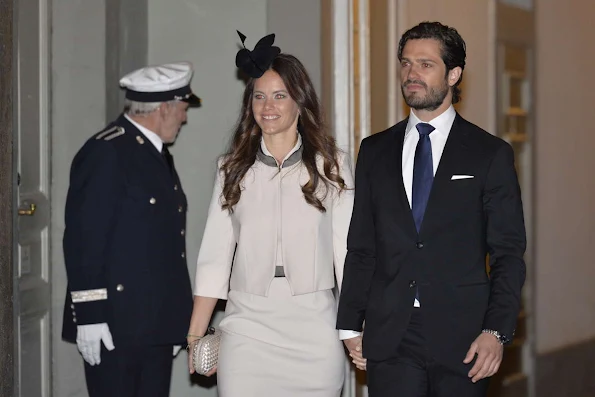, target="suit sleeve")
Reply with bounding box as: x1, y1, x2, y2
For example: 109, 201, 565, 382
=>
332, 152, 355, 293
336, 140, 377, 331
482, 143, 527, 340
194, 159, 236, 299
64, 142, 122, 325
